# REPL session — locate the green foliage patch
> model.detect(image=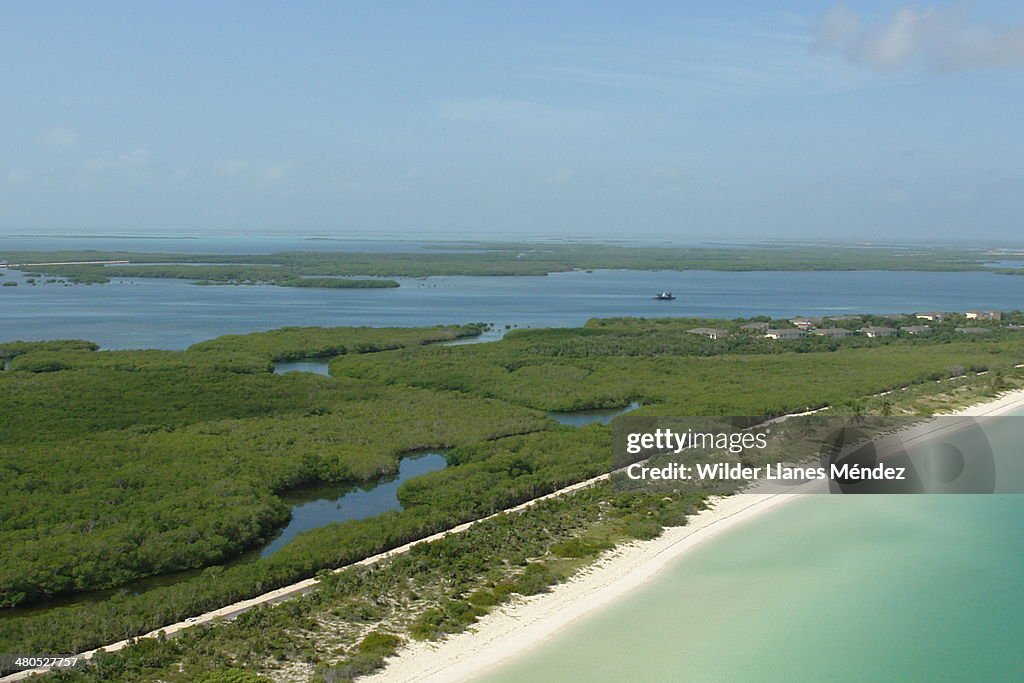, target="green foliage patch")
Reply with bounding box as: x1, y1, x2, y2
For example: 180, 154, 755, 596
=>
5, 316, 1024, 668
